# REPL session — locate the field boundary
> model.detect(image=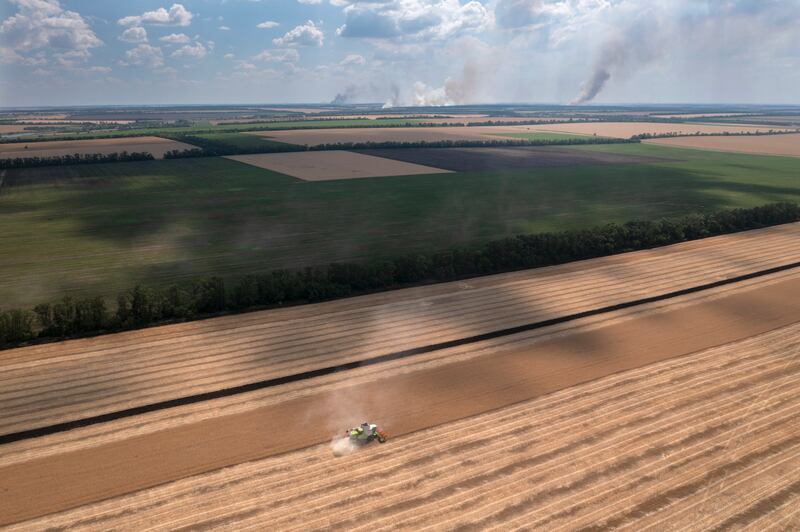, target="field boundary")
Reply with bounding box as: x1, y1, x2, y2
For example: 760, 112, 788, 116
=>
2, 258, 800, 446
